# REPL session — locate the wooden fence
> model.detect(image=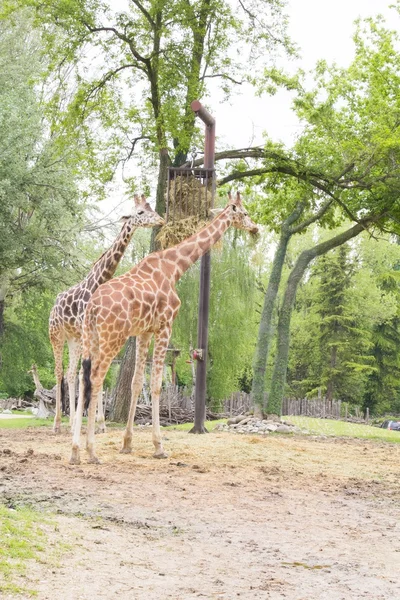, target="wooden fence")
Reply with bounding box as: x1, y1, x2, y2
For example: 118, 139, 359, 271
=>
223, 392, 345, 419
282, 397, 341, 419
